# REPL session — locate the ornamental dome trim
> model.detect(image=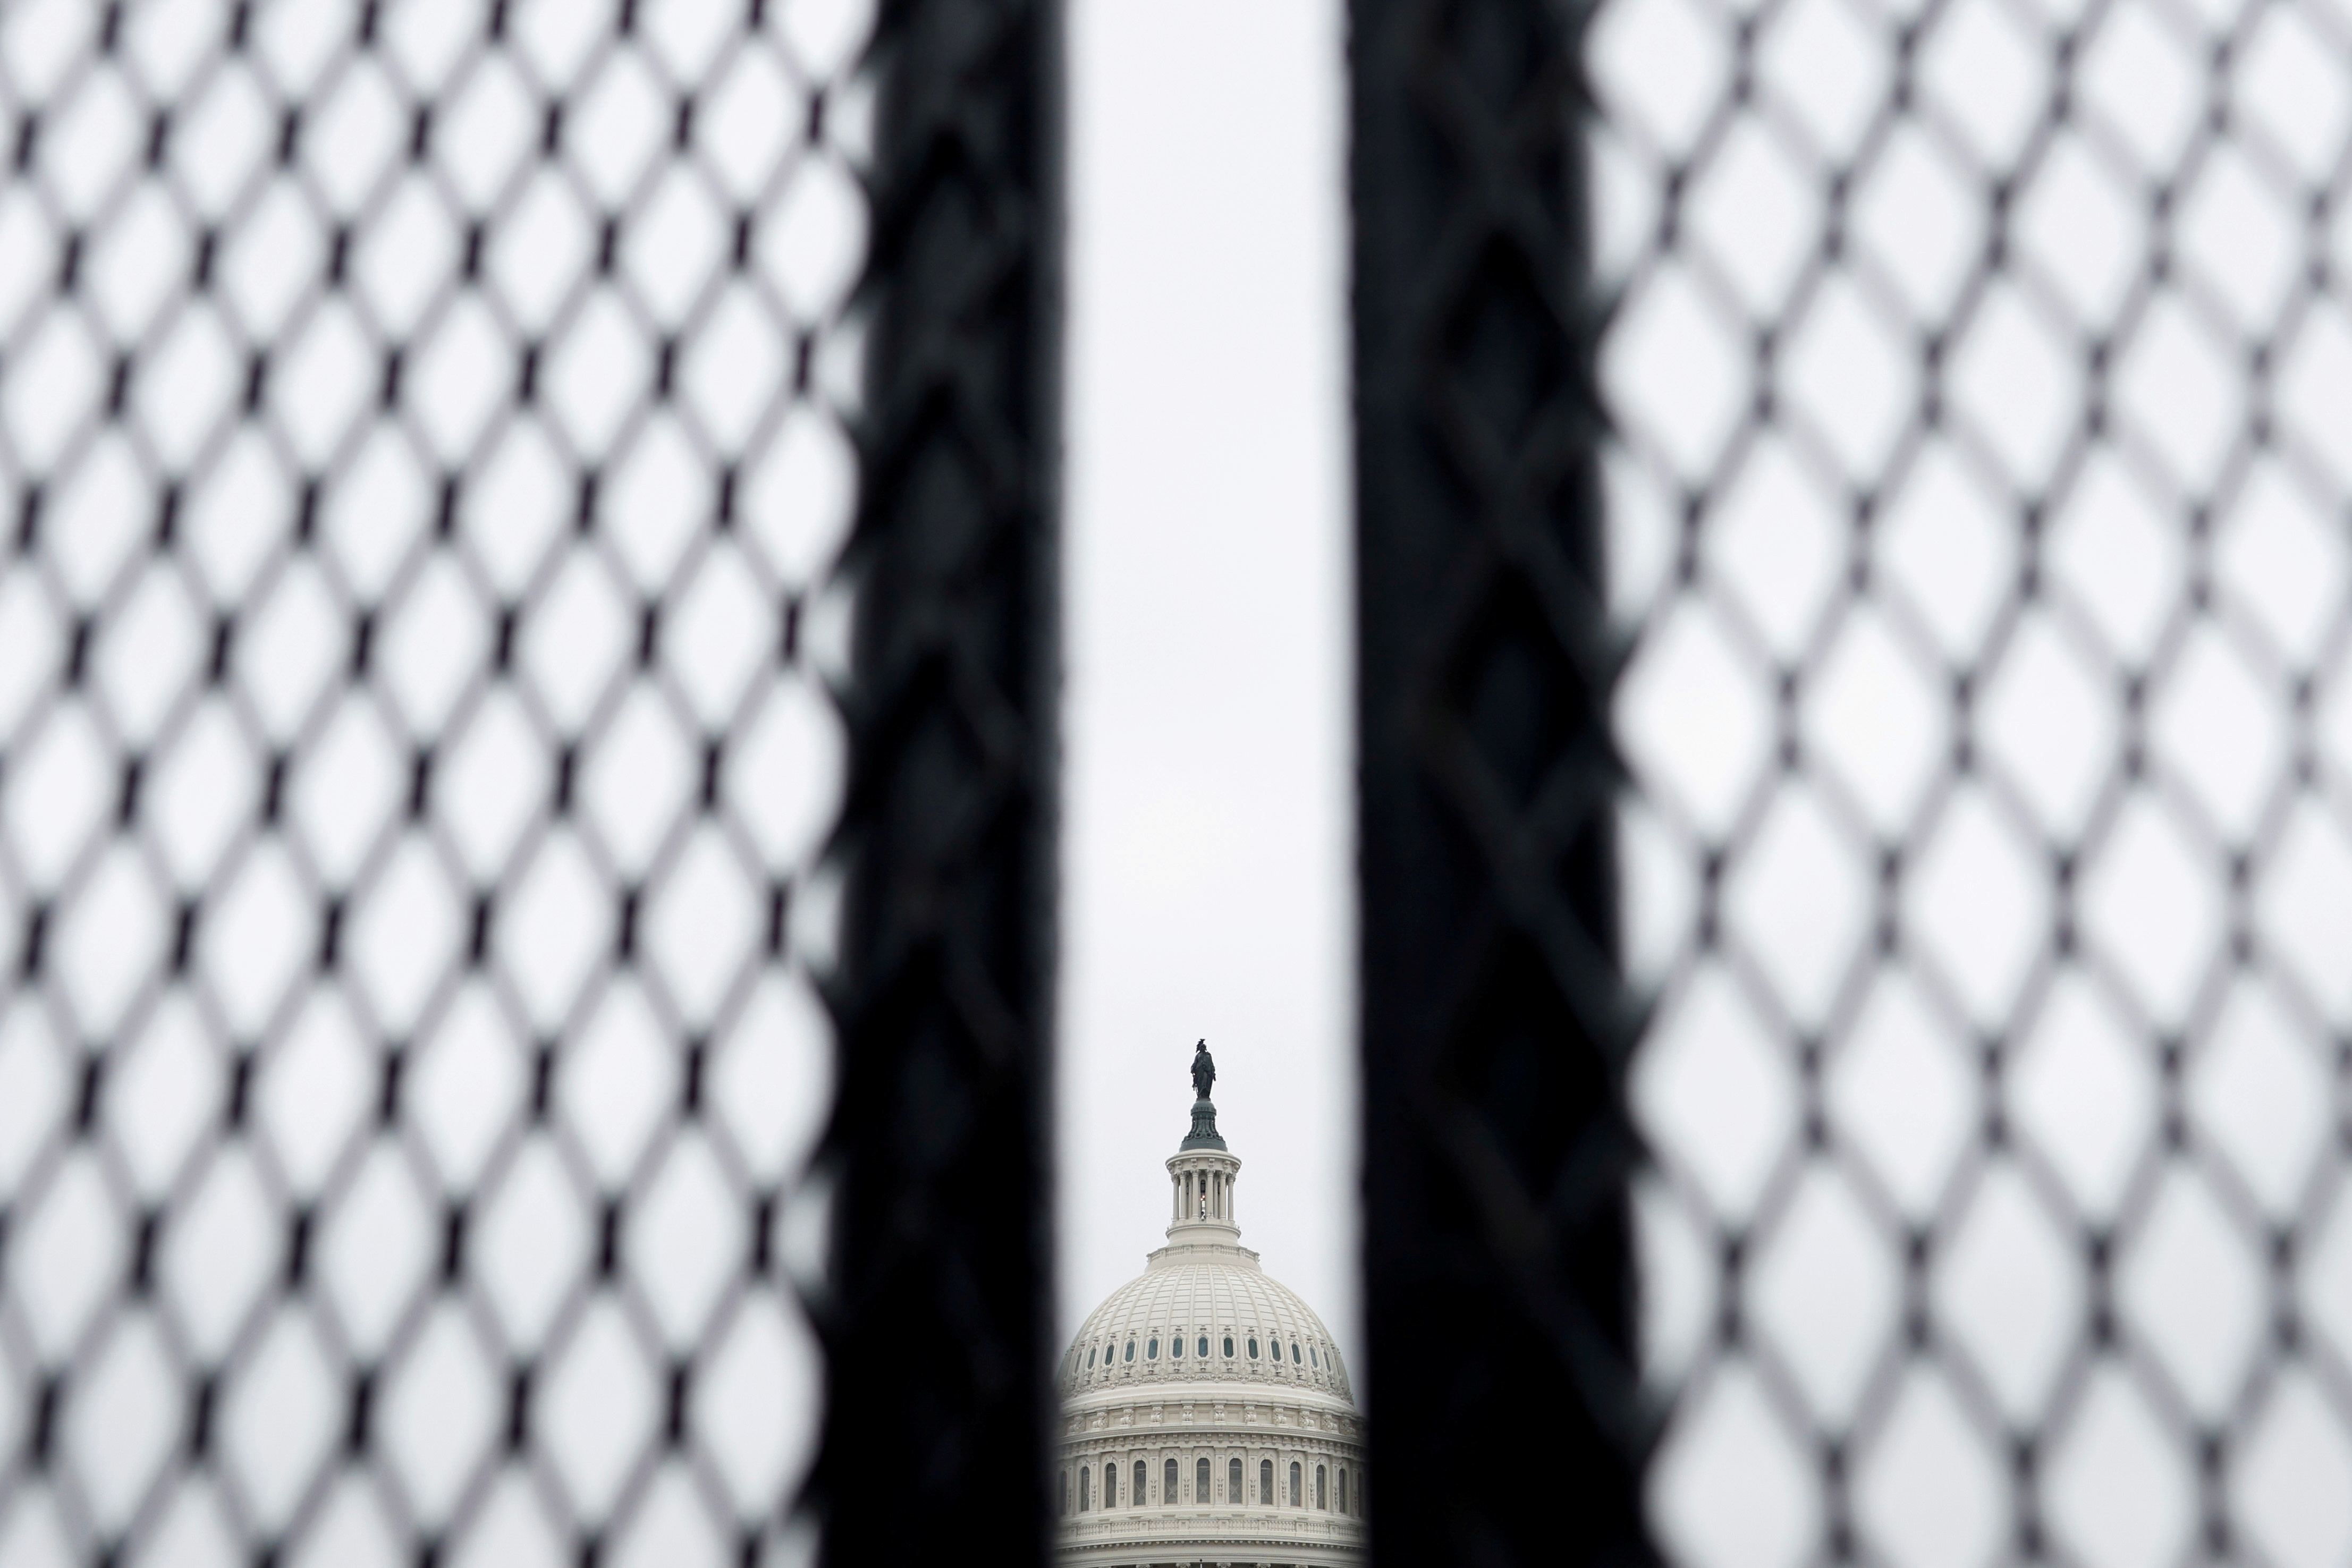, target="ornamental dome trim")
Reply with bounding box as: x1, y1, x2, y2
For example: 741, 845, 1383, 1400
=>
1060, 1253, 1355, 1402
